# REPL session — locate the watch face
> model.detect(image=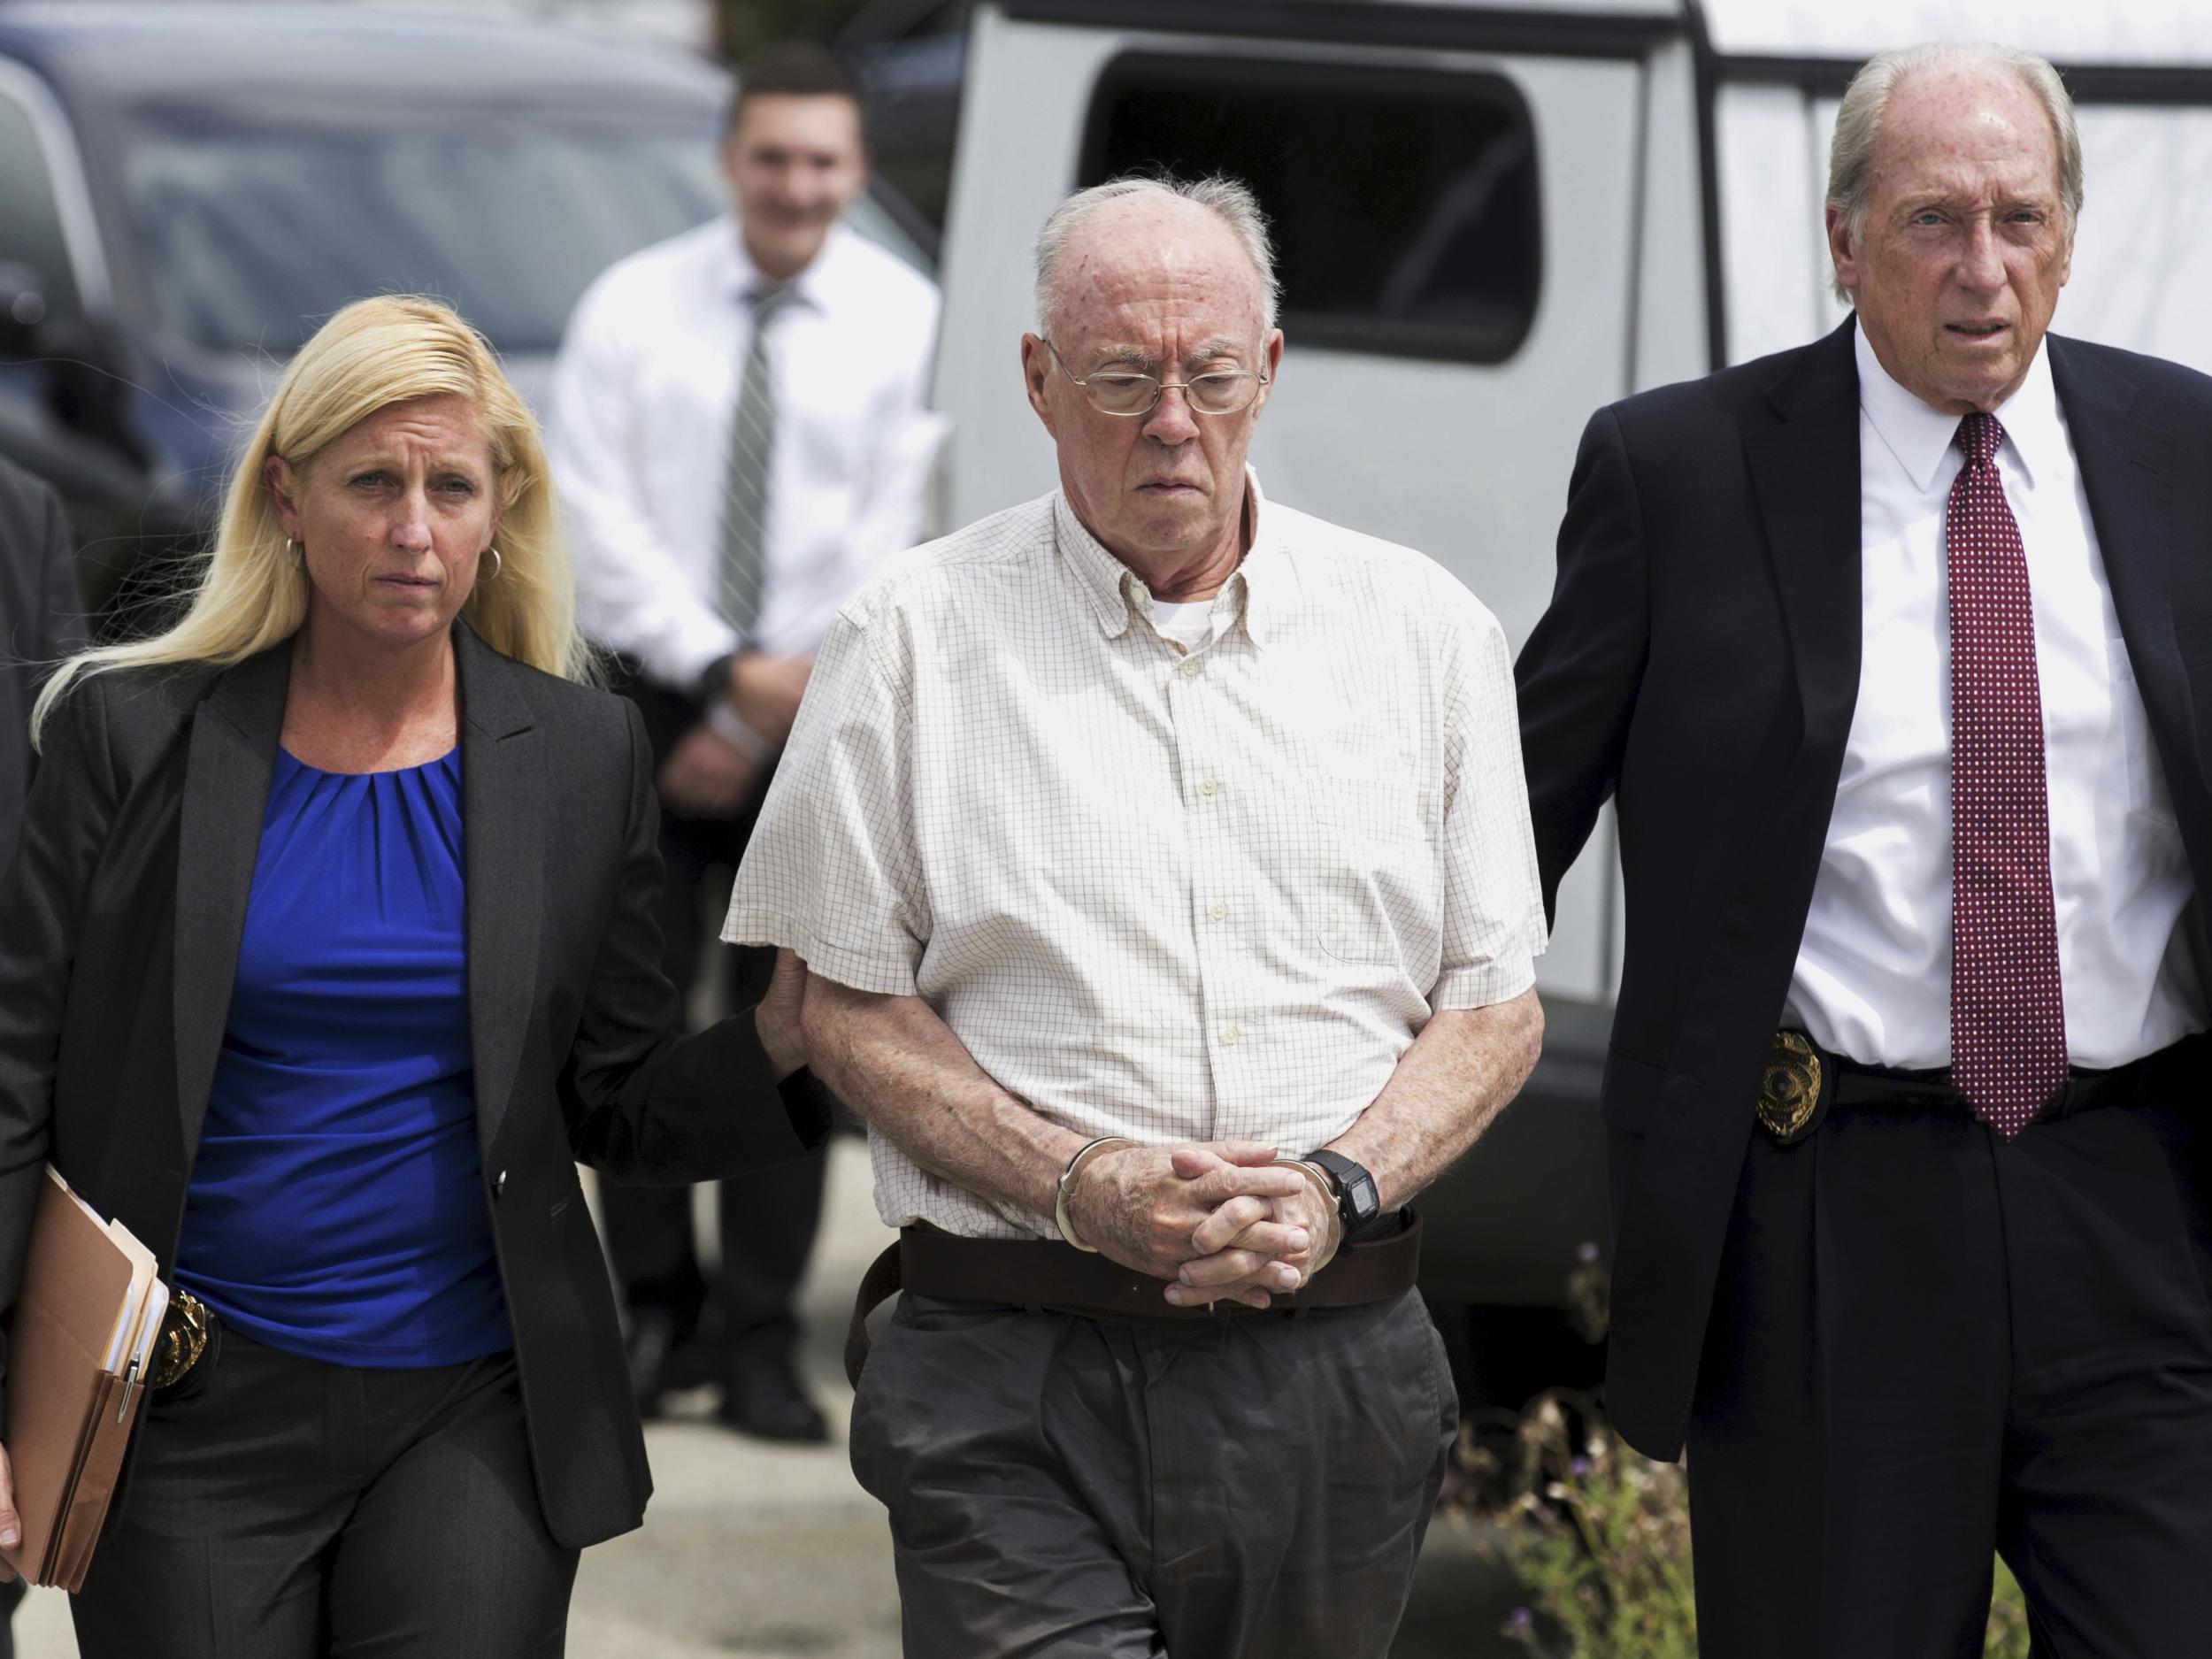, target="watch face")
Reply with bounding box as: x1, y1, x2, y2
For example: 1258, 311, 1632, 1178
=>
1309, 1149, 1379, 1225
1344, 1170, 1380, 1222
